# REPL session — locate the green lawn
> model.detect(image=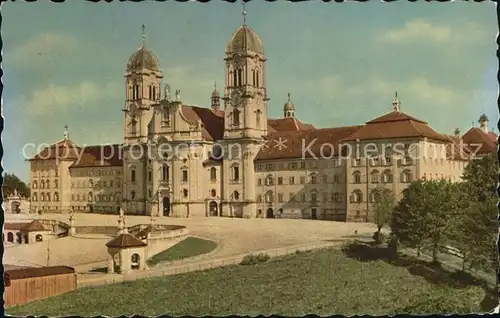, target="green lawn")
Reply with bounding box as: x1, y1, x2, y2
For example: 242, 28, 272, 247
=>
7, 244, 495, 316
147, 236, 218, 266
